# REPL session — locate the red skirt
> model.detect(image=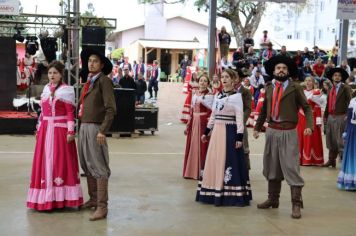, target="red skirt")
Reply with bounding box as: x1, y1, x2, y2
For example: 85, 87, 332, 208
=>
297, 112, 324, 166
